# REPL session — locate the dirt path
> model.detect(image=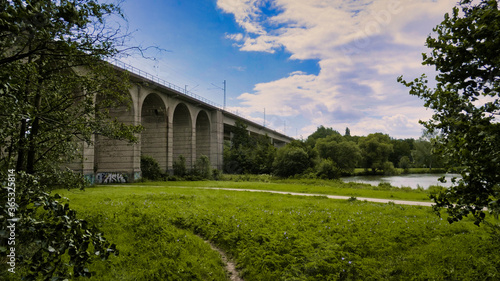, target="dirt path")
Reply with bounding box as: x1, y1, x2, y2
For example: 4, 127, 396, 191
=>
200, 236, 244, 281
